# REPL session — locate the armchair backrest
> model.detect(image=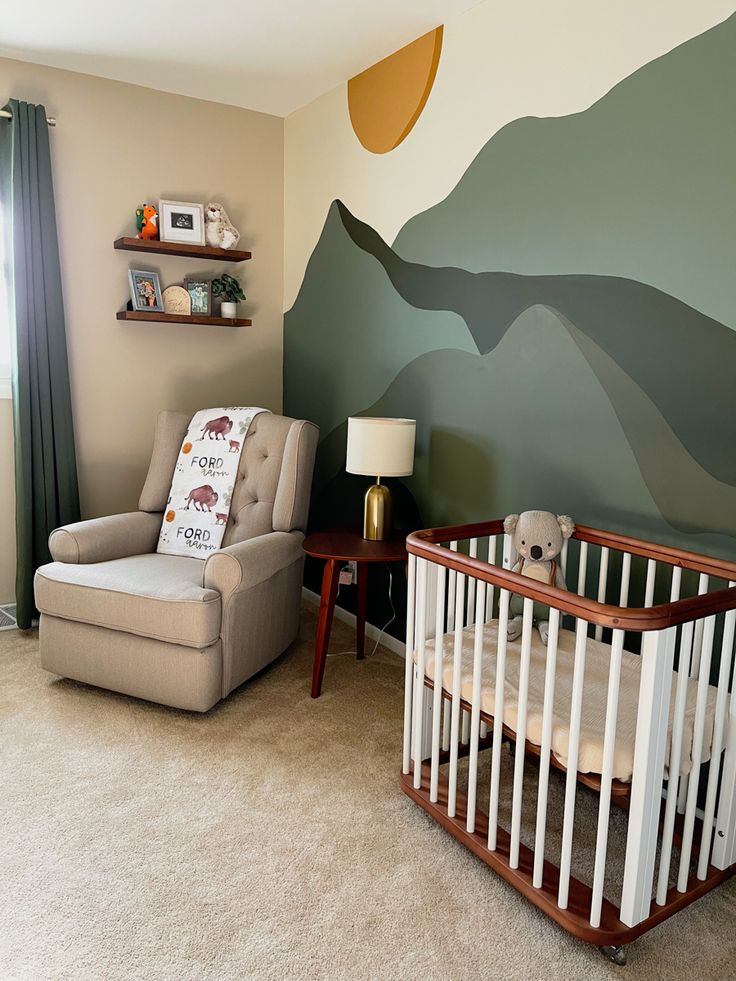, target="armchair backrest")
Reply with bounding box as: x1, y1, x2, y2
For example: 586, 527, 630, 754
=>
138, 410, 318, 541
